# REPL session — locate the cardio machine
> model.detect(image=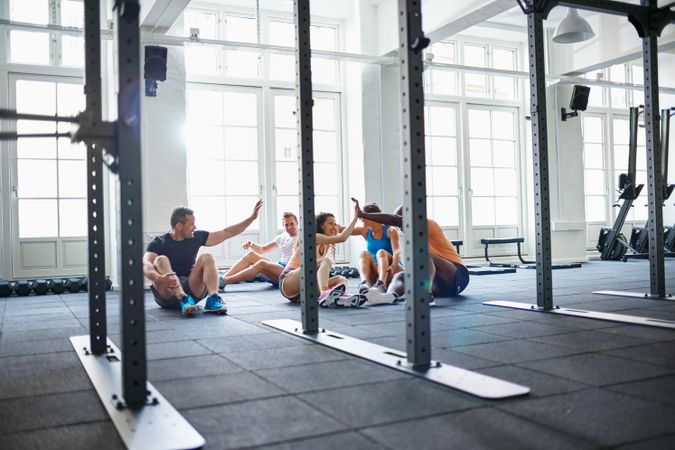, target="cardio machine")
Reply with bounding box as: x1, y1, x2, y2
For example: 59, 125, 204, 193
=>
625, 107, 675, 257
596, 106, 644, 260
